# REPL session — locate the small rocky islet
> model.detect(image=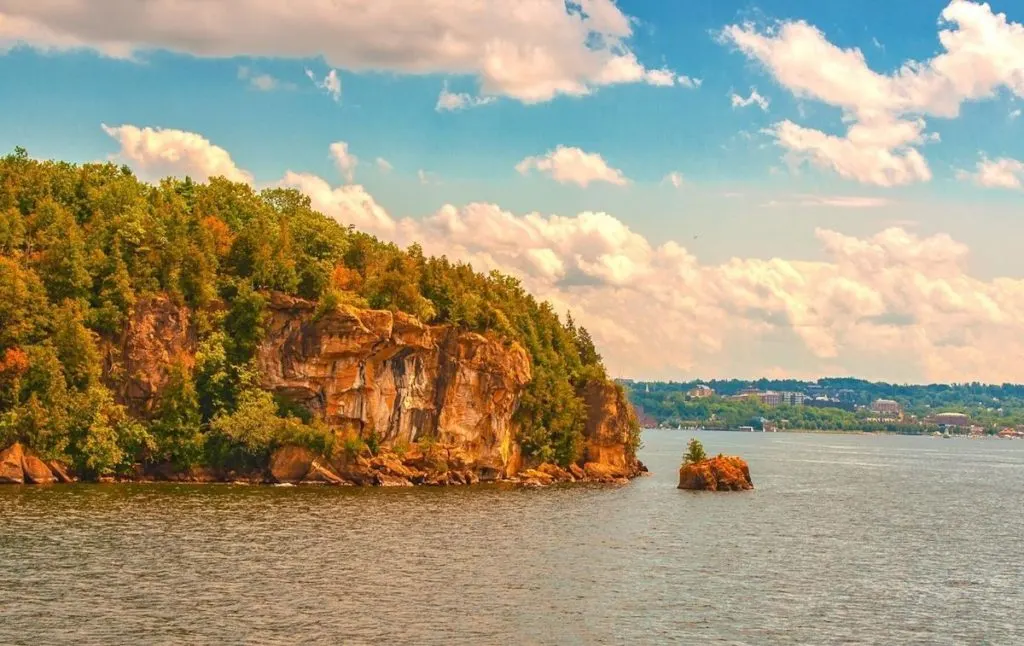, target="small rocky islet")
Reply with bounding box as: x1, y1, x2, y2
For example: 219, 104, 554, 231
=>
677, 439, 754, 491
